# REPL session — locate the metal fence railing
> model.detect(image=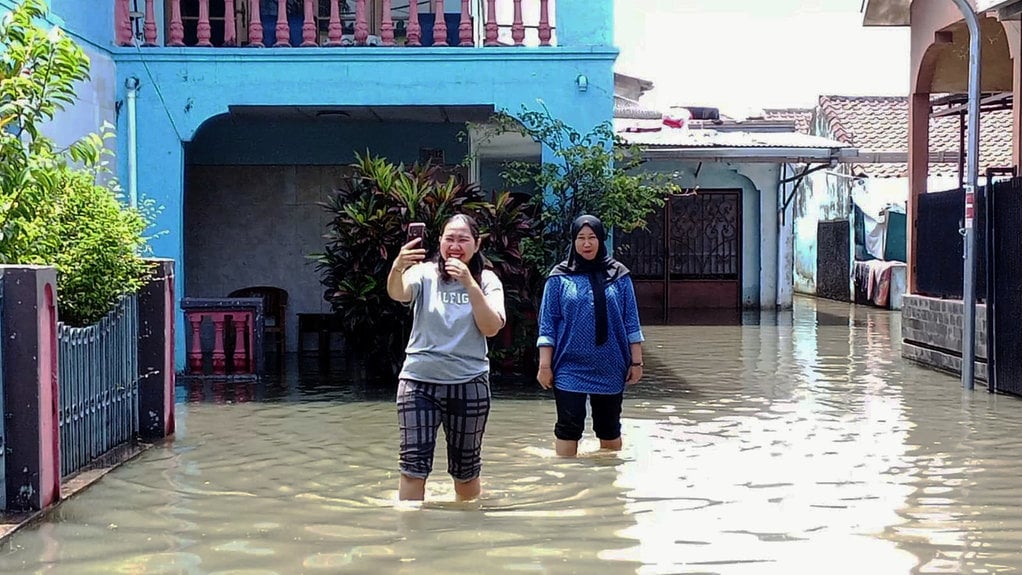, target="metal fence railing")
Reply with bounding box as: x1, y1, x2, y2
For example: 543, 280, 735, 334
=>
57, 294, 140, 479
